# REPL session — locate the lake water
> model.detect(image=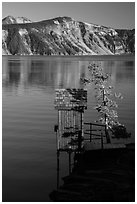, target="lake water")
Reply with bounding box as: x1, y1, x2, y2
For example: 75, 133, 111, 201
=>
2, 55, 135, 201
